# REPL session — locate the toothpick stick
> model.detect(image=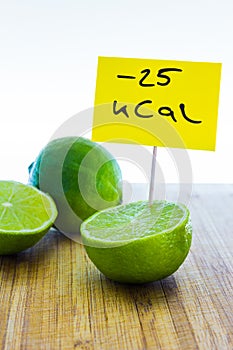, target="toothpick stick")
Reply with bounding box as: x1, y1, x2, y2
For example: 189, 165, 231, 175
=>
149, 146, 157, 205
